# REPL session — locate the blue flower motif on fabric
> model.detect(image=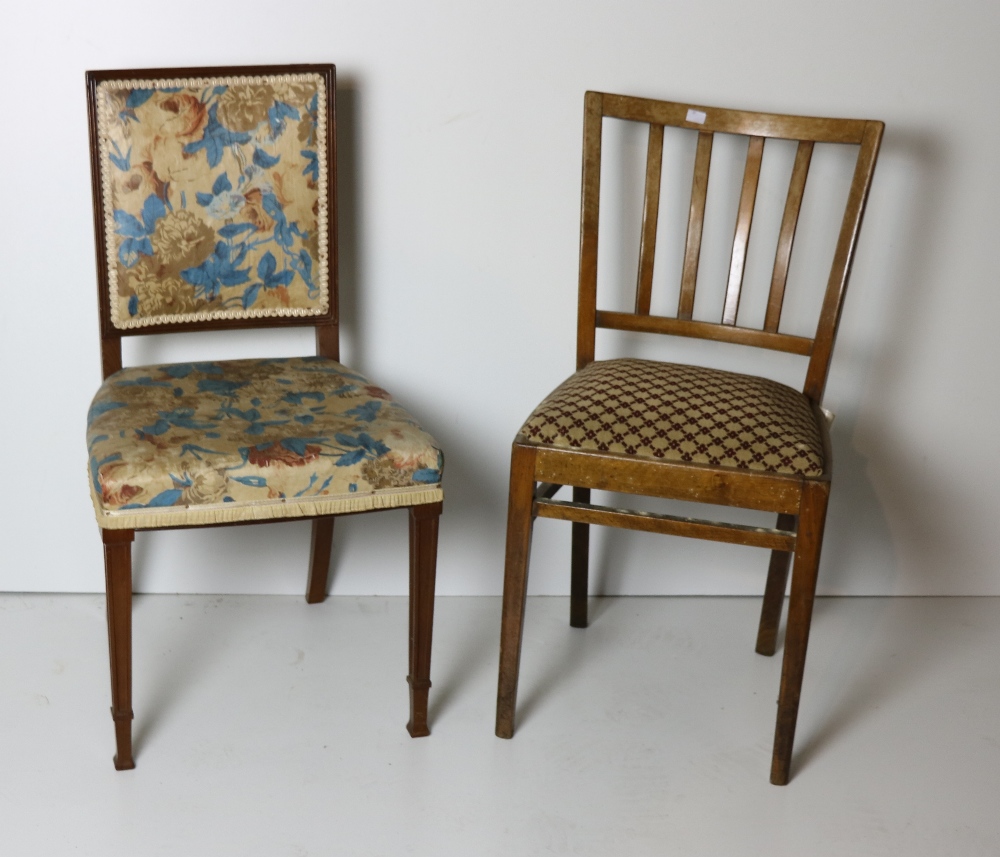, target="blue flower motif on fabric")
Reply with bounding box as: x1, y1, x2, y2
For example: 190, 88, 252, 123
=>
113, 194, 166, 268
345, 401, 382, 422
118, 89, 154, 123
183, 103, 253, 168
109, 141, 131, 172
411, 469, 442, 484
294, 473, 333, 497
90, 452, 121, 493
282, 391, 325, 405
231, 475, 267, 488
115, 376, 173, 388
88, 400, 127, 427
332, 432, 391, 467
268, 101, 300, 138
253, 148, 281, 169
181, 242, 251, 299
197, 378, 248, 396
301, 150, 319, 182
161, 362, 224, 379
